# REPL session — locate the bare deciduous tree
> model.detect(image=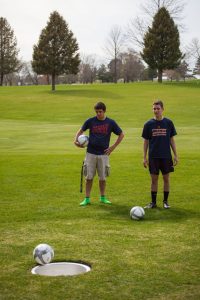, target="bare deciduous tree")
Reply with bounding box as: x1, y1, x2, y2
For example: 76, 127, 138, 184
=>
126, 0, 186, 50
141, 0, 185, 22
165, 60, 189, 81
187, 38, 200, 61
126, 17, 146, 48
79, 54, 97, 84
121, 50, 145, 82
20, 61, 38, 85
107, 58, 123, 82
104, 26, 124, 83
